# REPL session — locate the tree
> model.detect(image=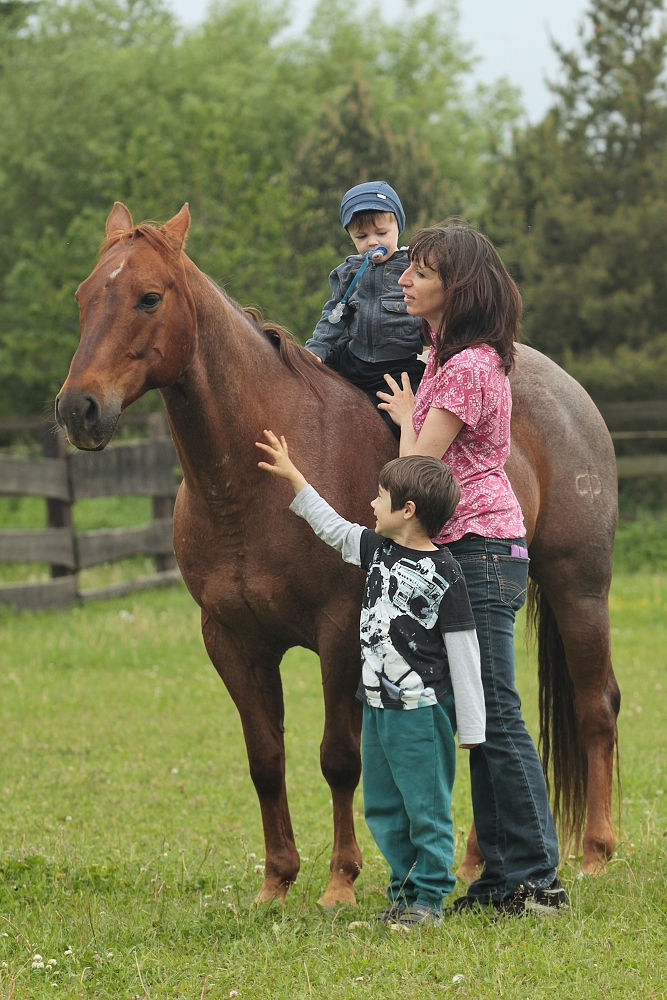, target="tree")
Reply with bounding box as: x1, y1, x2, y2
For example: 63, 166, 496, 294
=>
484, 0, 667, 400
0, 0, 519, 413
